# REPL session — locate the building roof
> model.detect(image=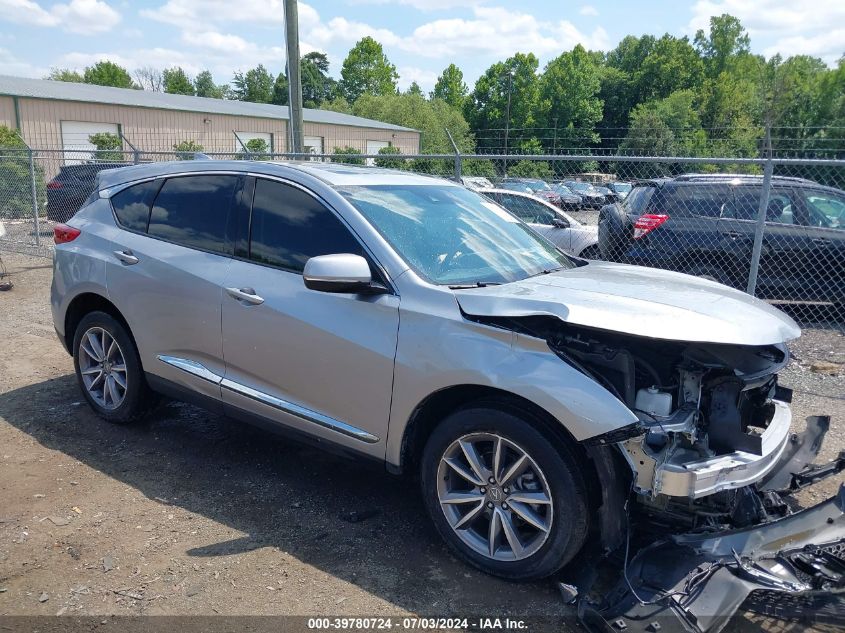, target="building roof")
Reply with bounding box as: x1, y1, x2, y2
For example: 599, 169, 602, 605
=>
0, 74, 416, 132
